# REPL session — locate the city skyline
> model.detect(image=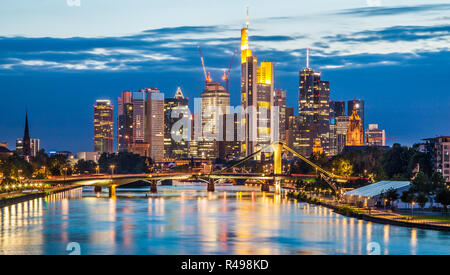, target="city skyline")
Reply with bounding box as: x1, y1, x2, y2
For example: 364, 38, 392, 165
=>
0, 1, 449, 152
